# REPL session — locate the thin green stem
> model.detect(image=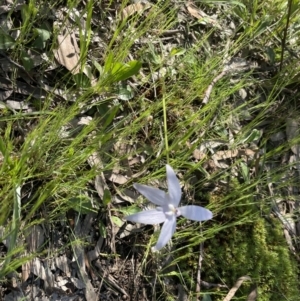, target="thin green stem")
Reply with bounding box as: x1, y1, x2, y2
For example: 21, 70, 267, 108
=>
162, 80, 169, 163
